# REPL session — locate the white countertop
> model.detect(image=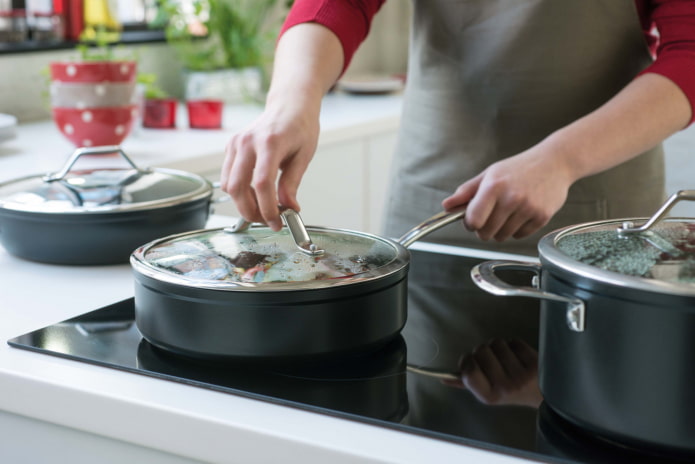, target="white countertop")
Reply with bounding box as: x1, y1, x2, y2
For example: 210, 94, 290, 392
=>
0, 93, 535, 463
